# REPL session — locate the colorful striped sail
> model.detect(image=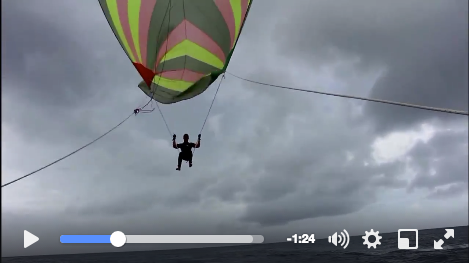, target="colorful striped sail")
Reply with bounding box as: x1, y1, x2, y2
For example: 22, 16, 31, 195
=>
99, 0, 252, 104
